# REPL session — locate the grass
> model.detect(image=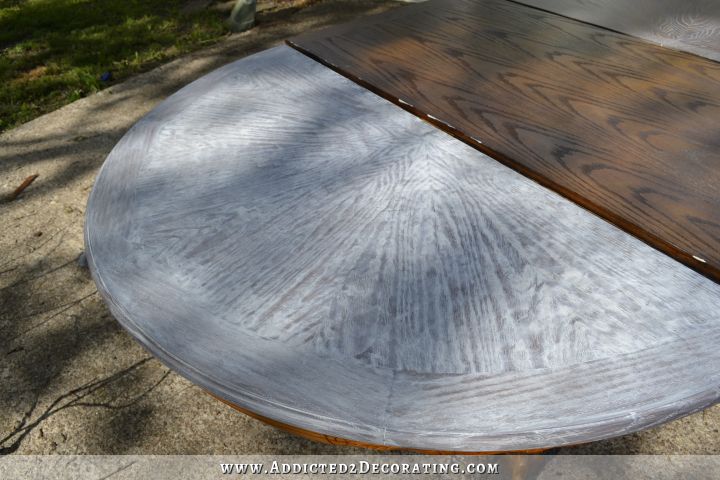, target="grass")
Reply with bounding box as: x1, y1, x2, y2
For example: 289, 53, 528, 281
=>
0, 0, 233, 133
